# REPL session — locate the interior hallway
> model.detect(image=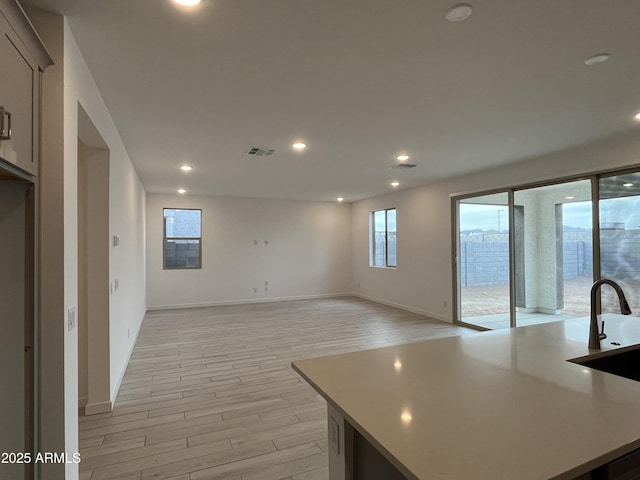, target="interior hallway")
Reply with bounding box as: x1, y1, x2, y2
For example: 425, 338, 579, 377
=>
78, 297, 473, 480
